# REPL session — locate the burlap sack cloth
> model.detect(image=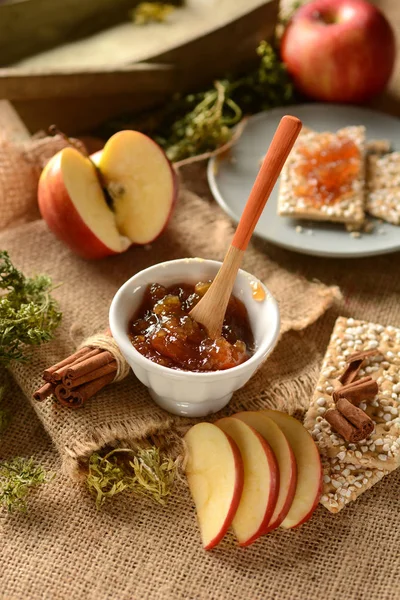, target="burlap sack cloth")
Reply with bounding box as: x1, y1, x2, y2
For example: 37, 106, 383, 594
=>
1, 159, 399, 598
